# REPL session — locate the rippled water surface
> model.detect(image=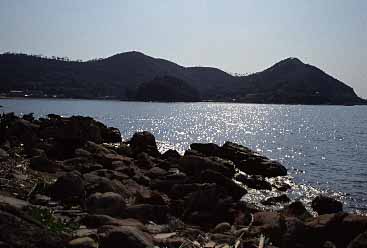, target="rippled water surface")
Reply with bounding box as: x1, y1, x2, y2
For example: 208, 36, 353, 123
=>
1, 99, 366, 213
